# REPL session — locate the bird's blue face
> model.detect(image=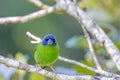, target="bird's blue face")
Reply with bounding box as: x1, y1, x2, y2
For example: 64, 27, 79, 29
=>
42, 34, 57, 46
